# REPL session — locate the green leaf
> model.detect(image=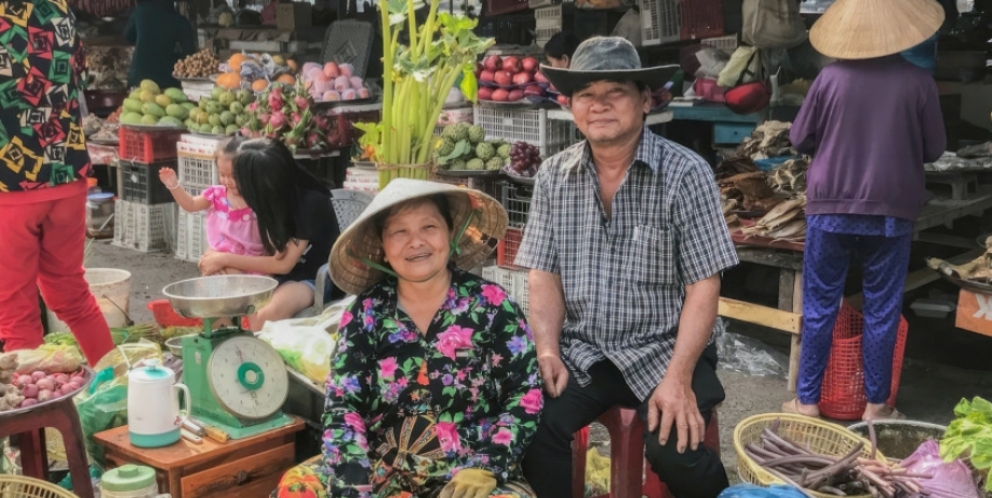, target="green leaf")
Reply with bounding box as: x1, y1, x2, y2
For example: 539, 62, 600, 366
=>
440, 139, 472, 164
460, 68, 478, 103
